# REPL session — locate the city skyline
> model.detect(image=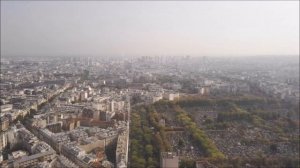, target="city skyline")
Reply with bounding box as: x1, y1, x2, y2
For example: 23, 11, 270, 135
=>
0, 1, 299, 167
